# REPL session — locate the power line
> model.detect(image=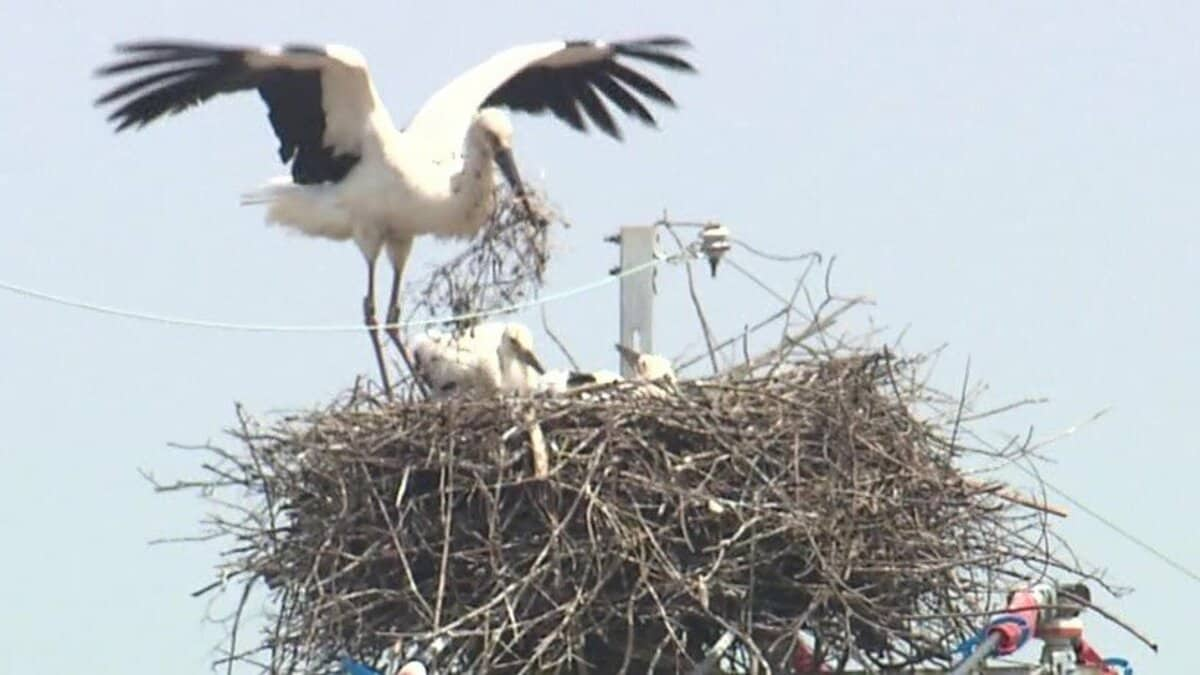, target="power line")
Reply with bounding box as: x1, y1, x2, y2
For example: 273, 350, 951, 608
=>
648, 219, 822, 264
1013, 464, 1200, 585
0, 258, 664, 334
724, 257, 803, 310
731, 238, 822, 264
